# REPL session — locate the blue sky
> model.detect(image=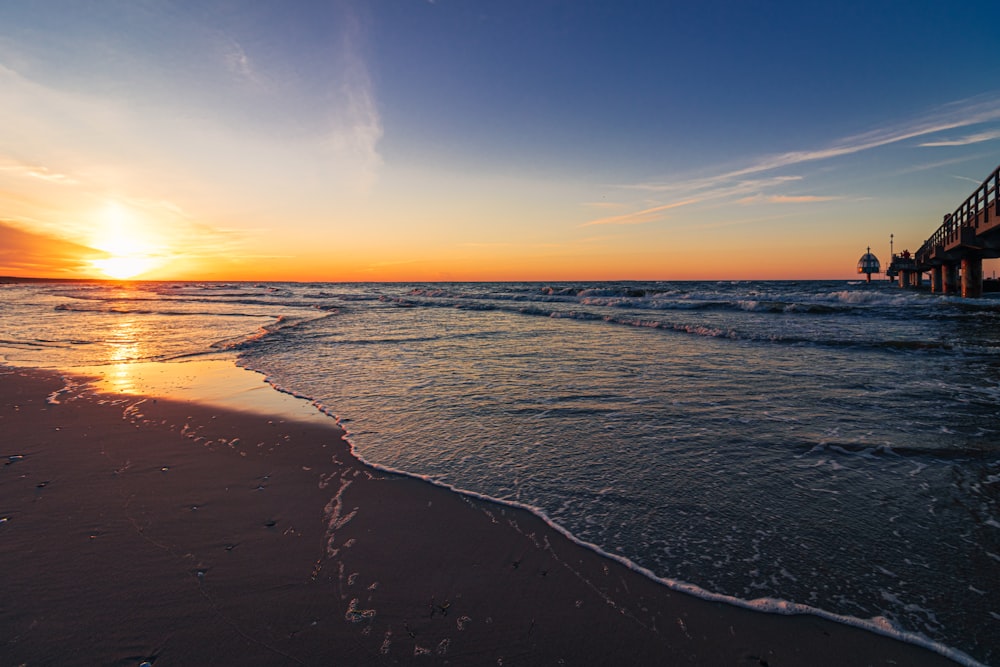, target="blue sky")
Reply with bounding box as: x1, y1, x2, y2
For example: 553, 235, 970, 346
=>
370, 2, 998, 173
1, 1, 998, 280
